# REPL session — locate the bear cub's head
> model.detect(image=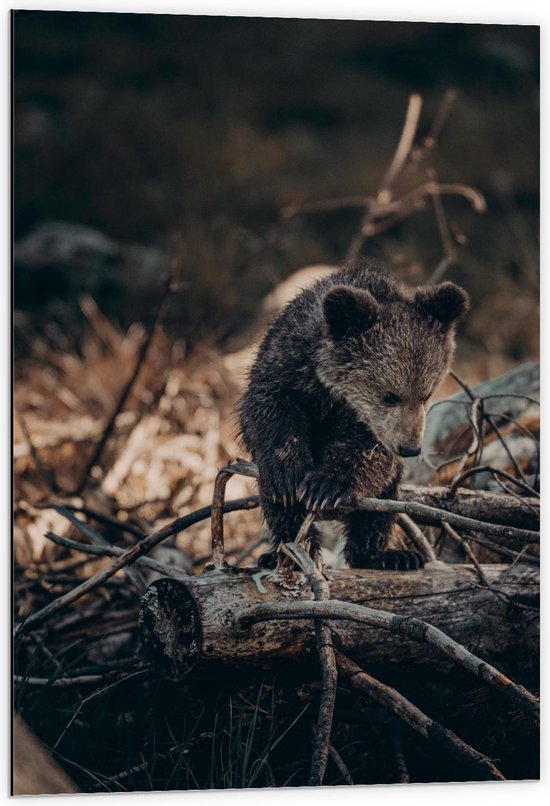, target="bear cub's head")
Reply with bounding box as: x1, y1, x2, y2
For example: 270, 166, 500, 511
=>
317, 280, 470, 458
